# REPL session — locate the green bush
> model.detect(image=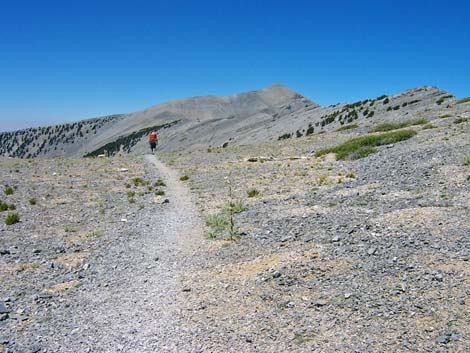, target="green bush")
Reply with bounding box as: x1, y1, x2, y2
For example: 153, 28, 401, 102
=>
127, 191, 135, 198
224, 200, 246, 213
180, 175, 189, 181
247, 189, 260, 197
369, 119, 427, 132
464, 155, 470, 166
132, 177, 144, 186
315, 130, 417, 160
335, 124, 359, 132
422, 124, 436, 130
28, 198, 37, 205
454, 117, 468, 124
154, 179, 166, 187
205, 213, 229, 229
155, 190, 165, 196
306, 124, 315, 135
5, 213, 20, 225
278, 133, 292, 140
4, 185, 14, 195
